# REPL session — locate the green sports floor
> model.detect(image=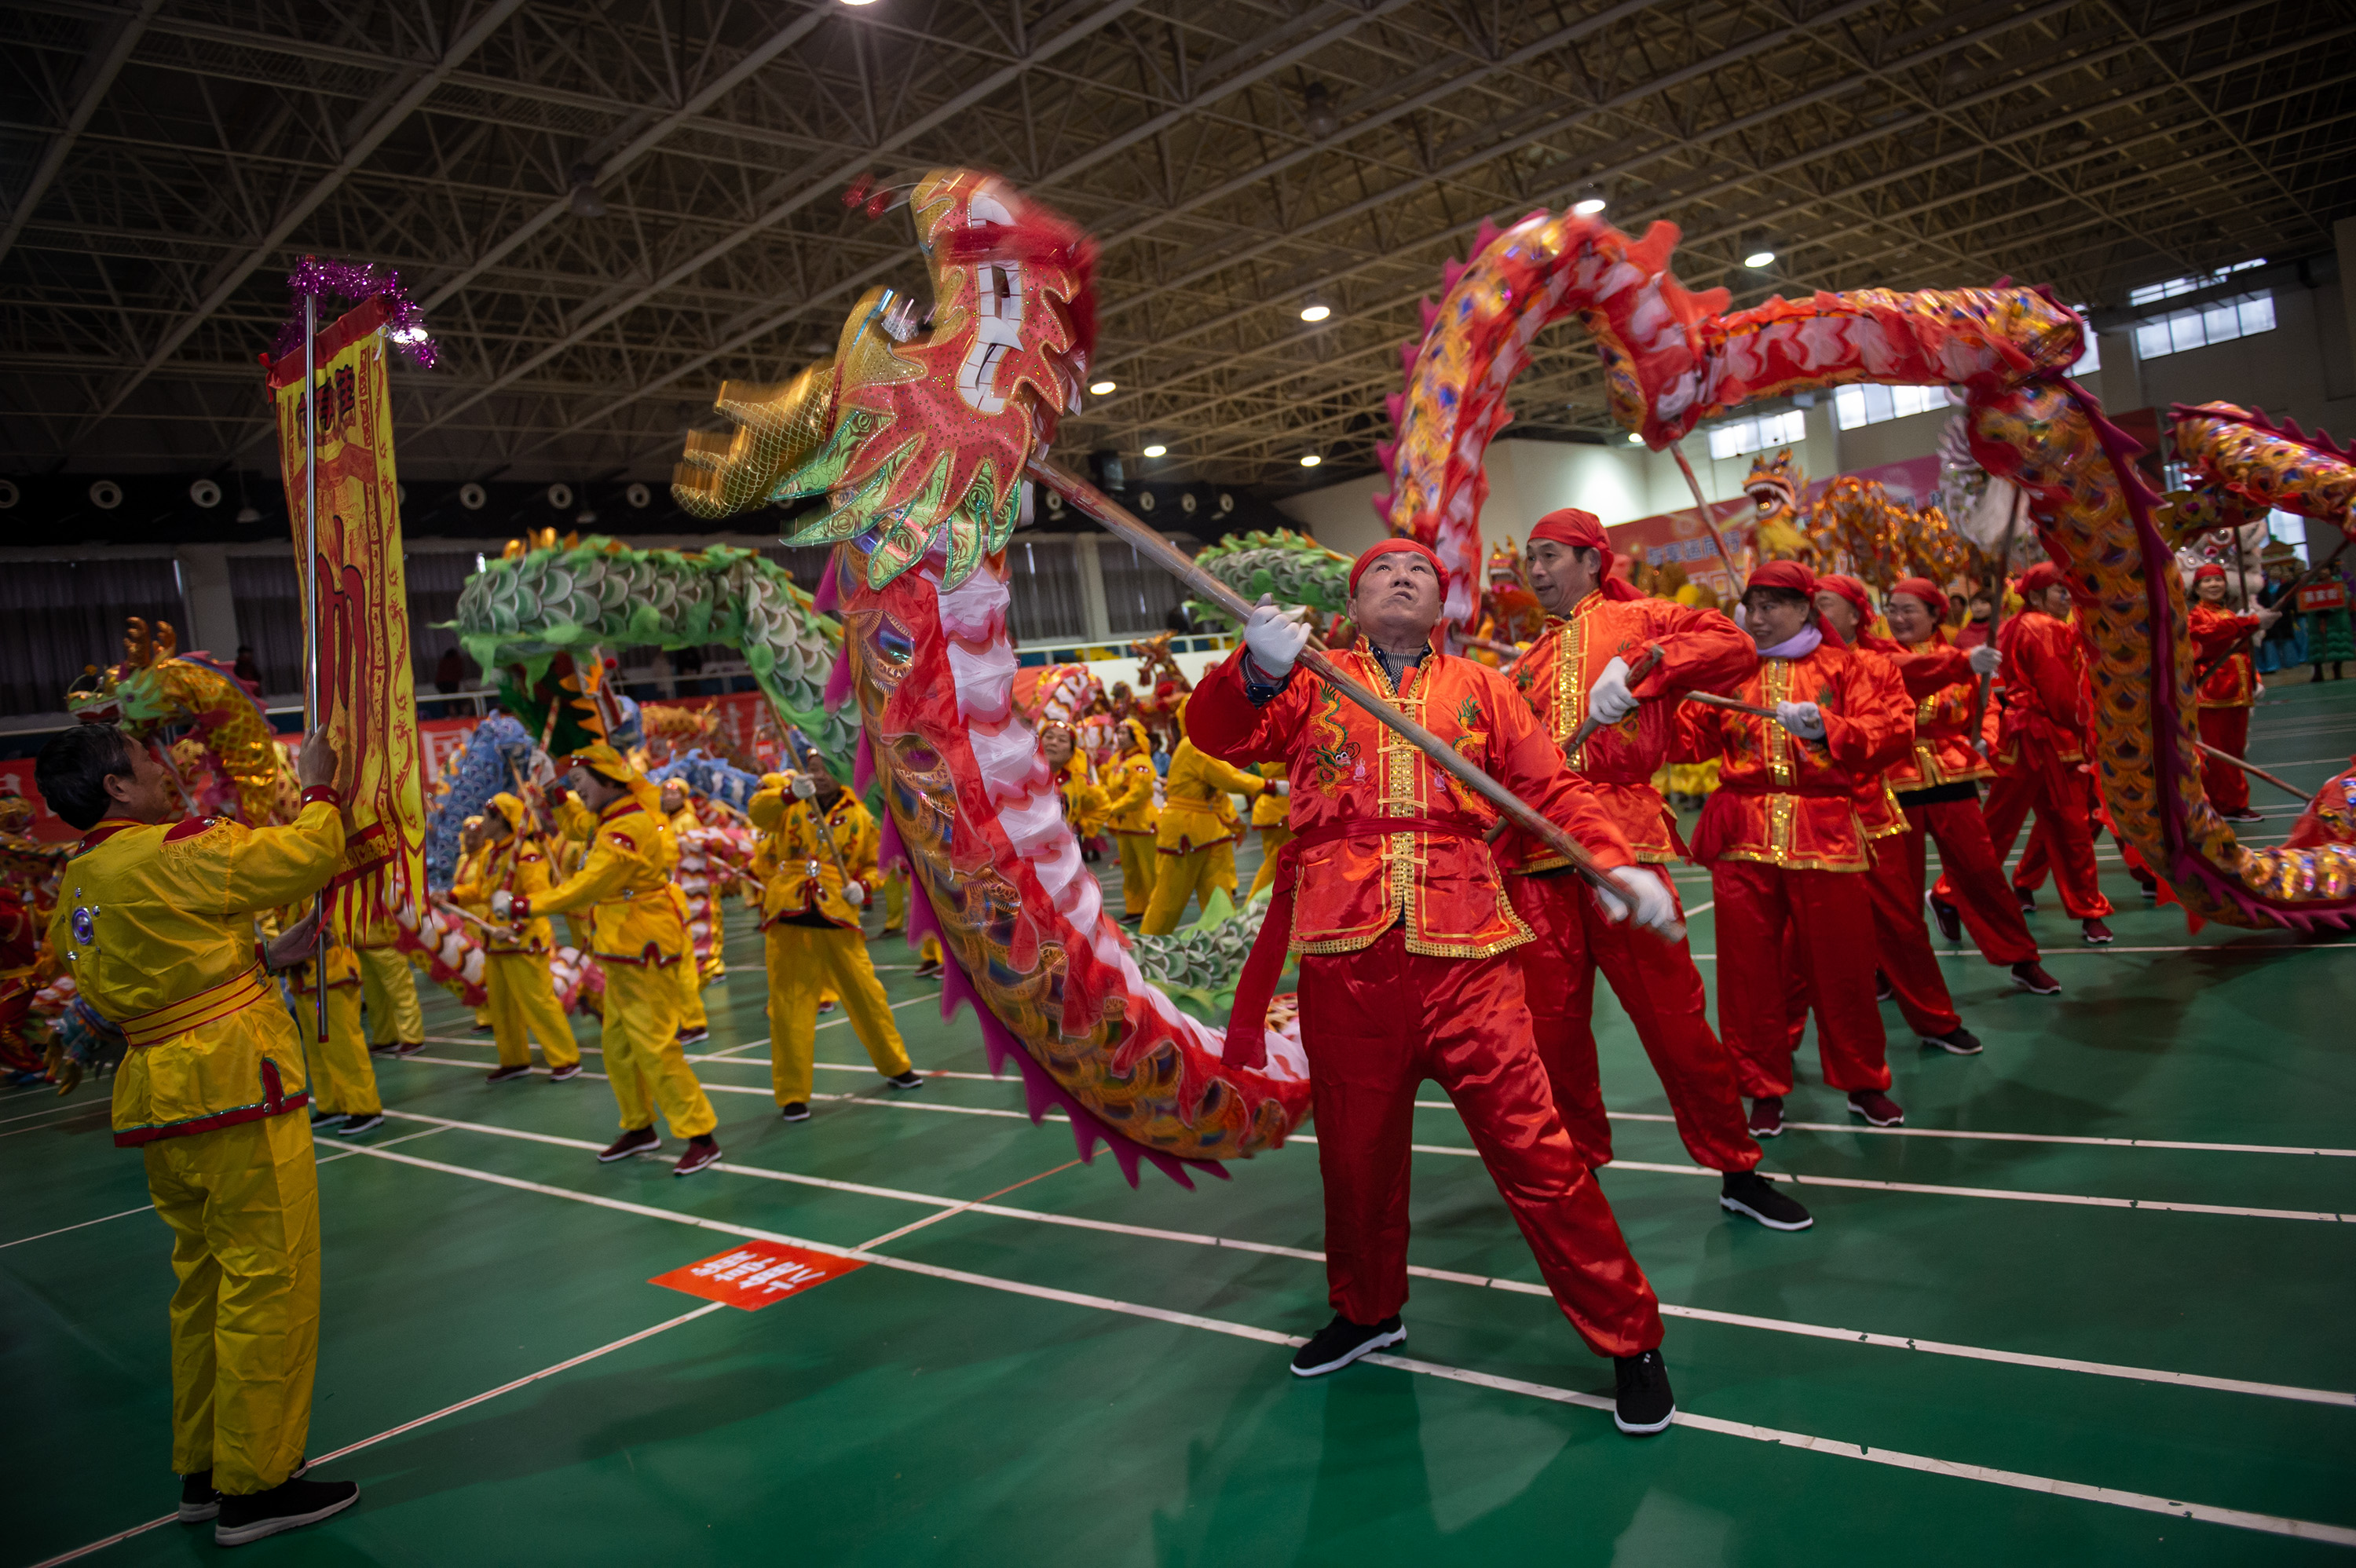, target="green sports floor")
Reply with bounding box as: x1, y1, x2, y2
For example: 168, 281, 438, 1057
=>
7, 681, 2354, 1566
